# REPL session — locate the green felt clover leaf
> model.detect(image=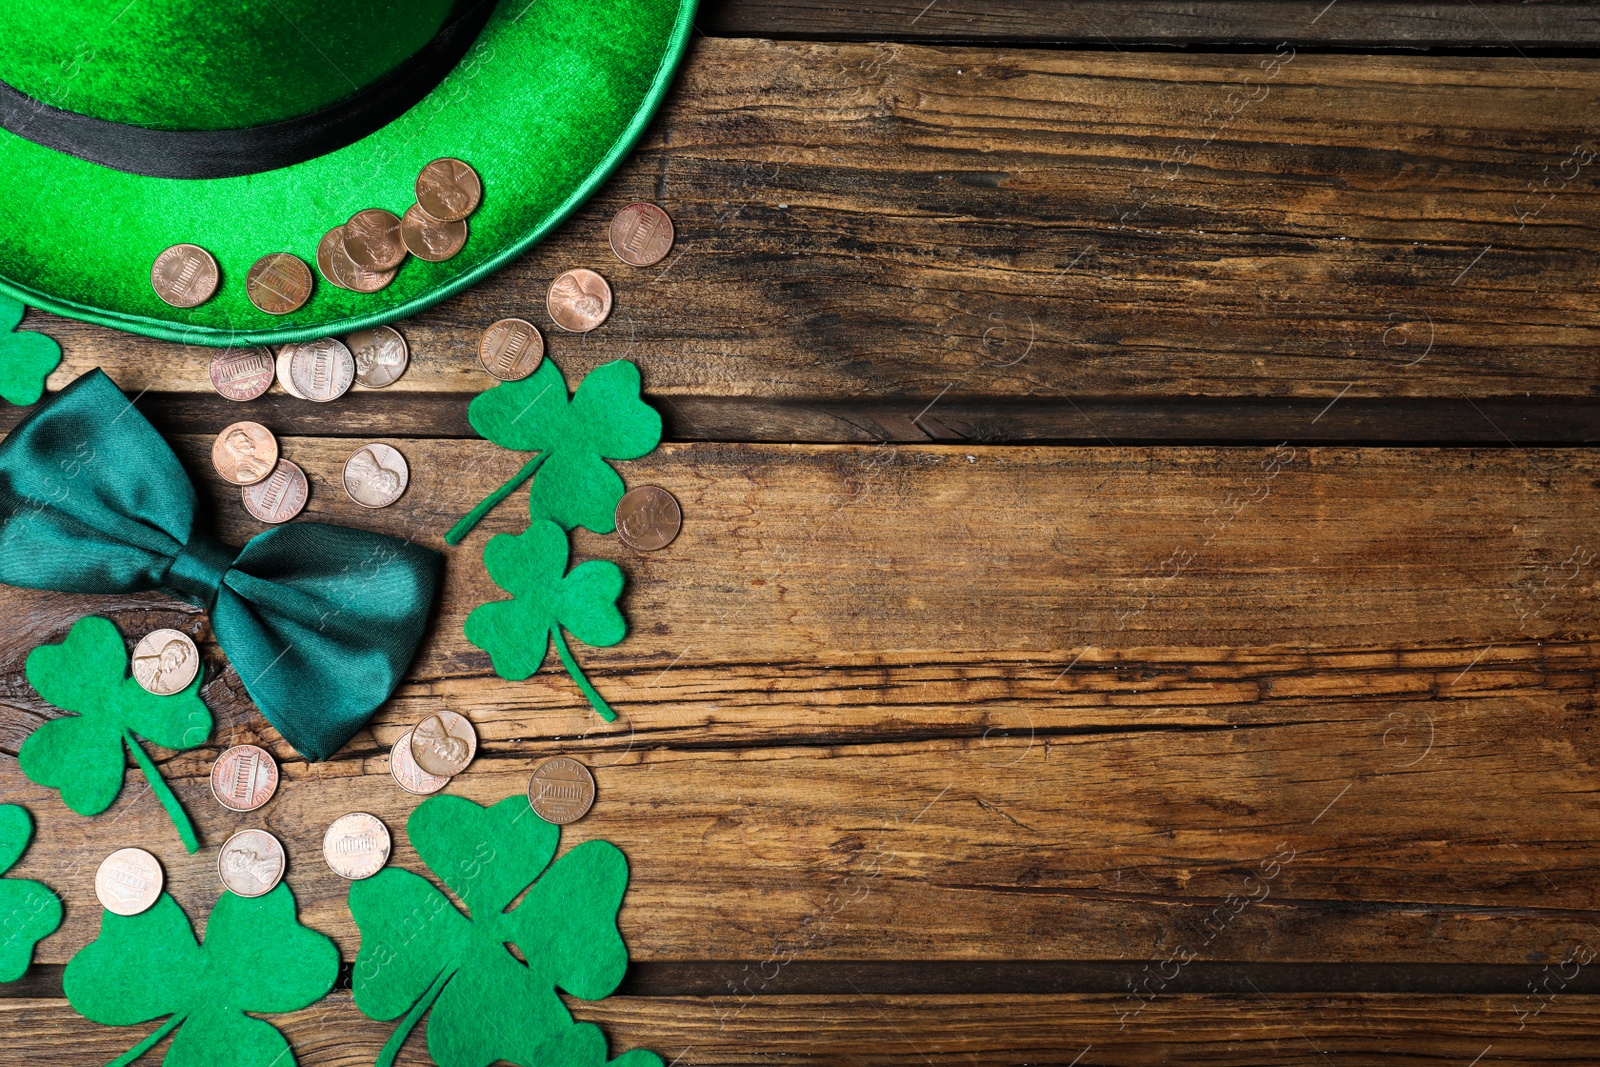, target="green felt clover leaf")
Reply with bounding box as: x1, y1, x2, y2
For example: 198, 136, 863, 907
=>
0, 805, 64, 982
64, 885, 337, 1067
350, 794, 657, 1067
21, 616, 212, 853
464, 519, 626, 721
0, 295, 60, 406
445, 359, 661, 544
